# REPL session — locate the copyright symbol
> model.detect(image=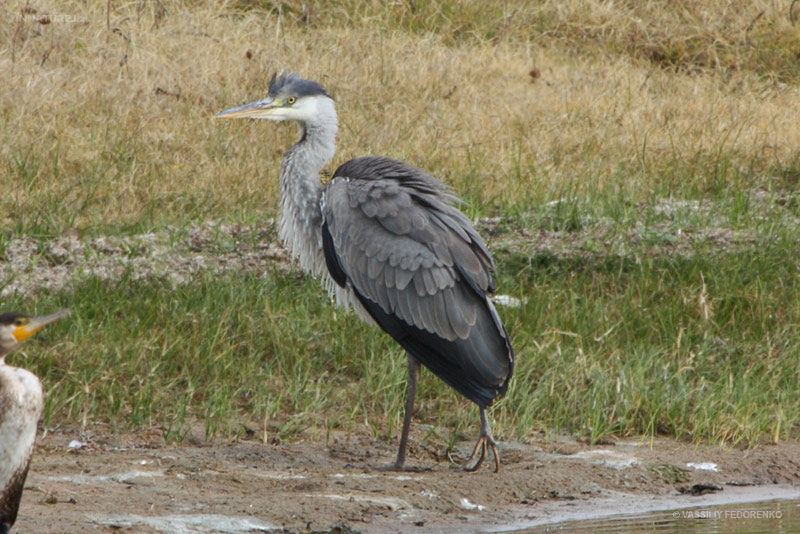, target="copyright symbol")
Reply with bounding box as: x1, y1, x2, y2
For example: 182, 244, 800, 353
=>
672, 511, 680, 518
